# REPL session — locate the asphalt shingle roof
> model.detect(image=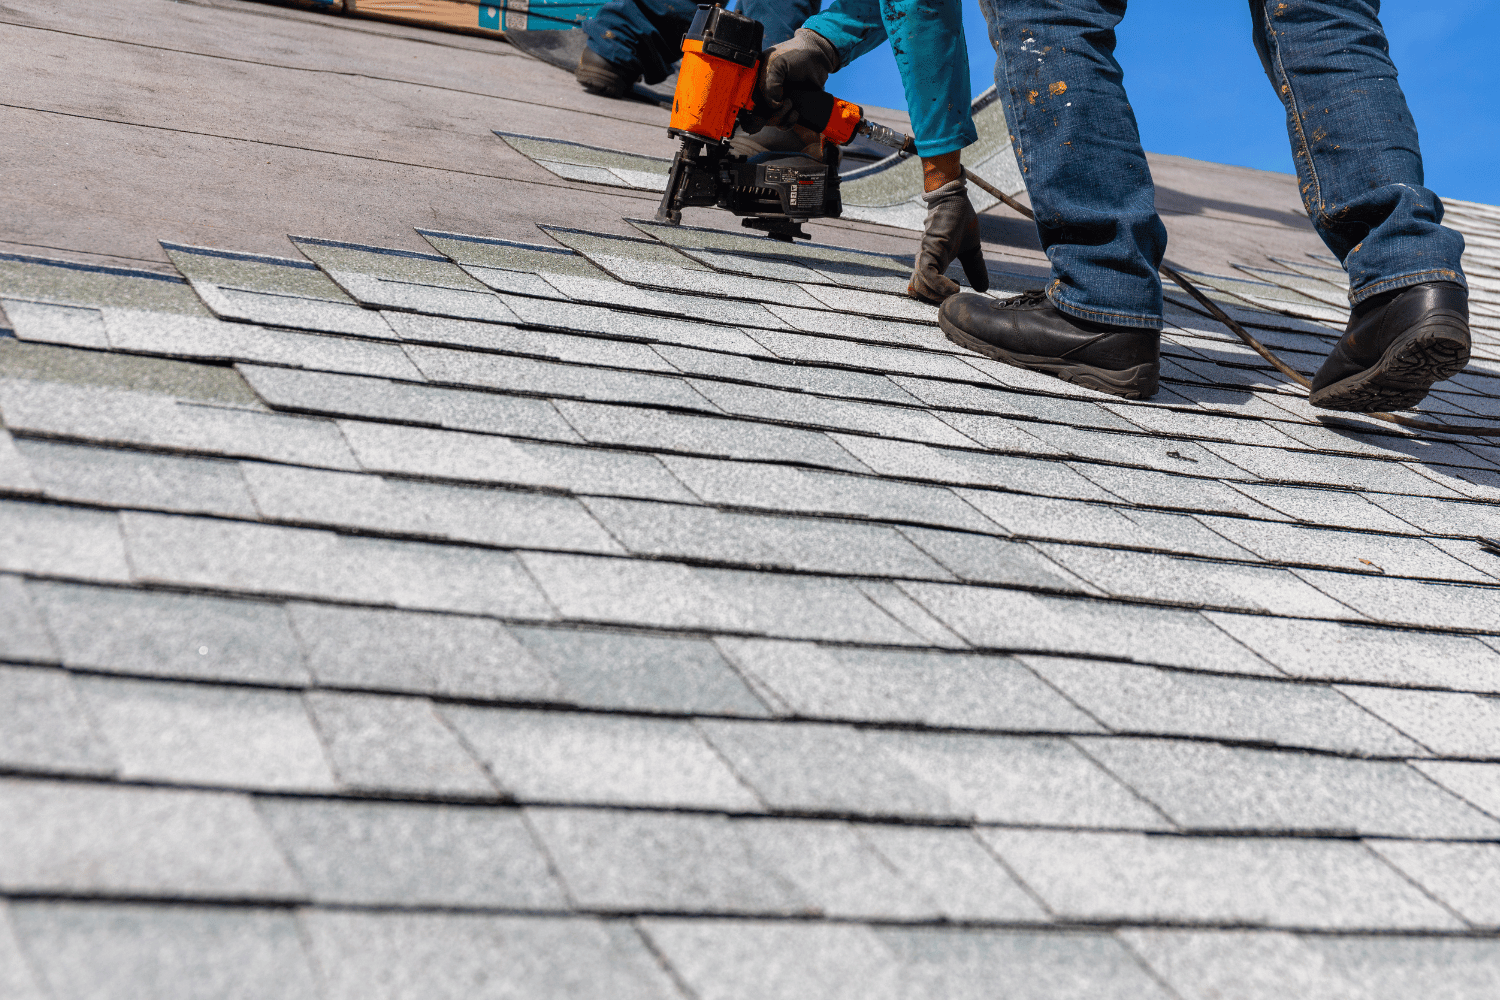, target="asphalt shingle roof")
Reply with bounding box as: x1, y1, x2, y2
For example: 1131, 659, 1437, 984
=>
4, 0, 1500, 996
